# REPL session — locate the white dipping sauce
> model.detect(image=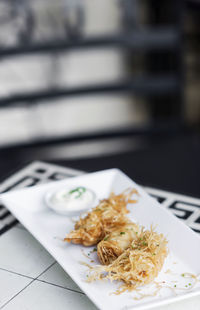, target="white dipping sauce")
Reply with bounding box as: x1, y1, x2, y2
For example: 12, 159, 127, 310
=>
45, 186, 95, 216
